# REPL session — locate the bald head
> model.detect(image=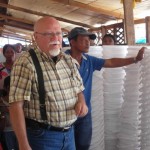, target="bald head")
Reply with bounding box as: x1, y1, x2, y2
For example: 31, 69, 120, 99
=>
33, 16, 62, 57
34, 16, 61, 33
